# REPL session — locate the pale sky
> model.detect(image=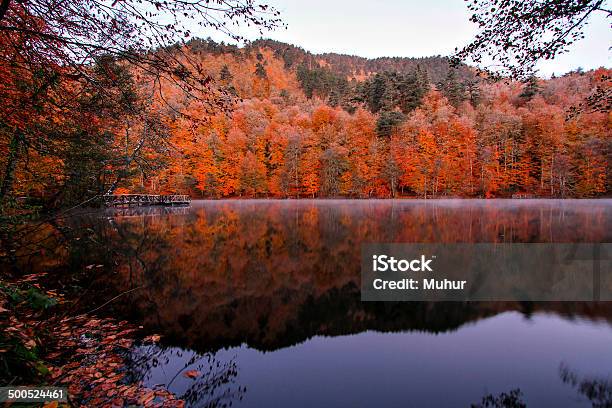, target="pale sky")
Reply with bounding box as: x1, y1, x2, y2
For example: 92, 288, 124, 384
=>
202, 0, 611, 77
